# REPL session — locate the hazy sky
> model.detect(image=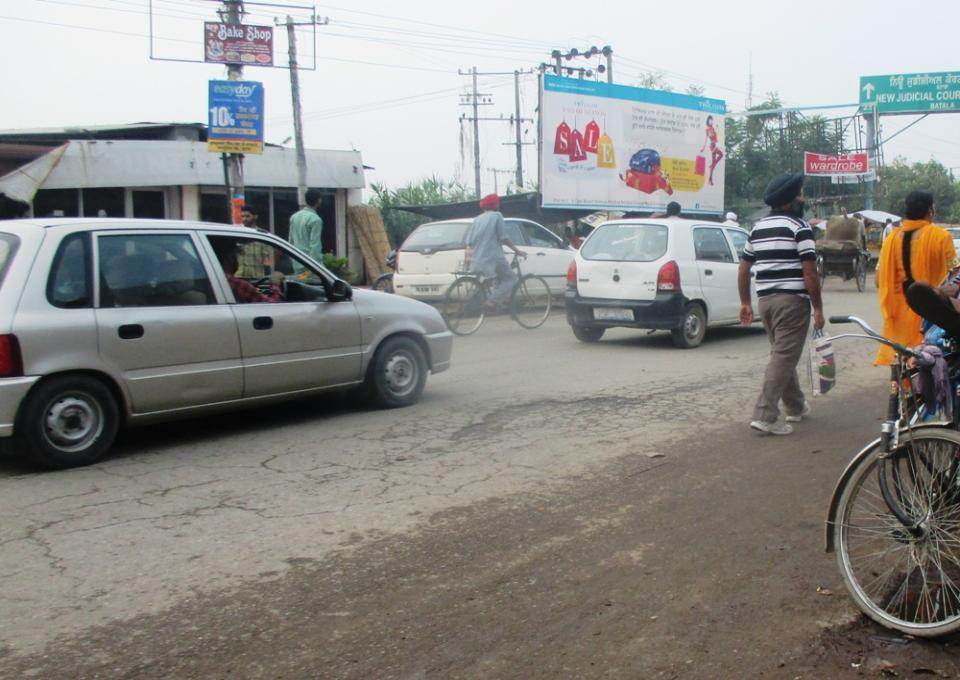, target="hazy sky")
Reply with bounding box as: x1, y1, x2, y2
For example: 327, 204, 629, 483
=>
4, 0, 960, 197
